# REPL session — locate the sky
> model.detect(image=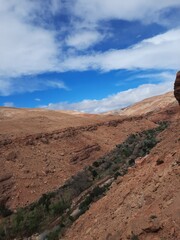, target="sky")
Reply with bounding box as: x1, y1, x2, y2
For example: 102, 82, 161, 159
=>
0, 0, 180, 113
